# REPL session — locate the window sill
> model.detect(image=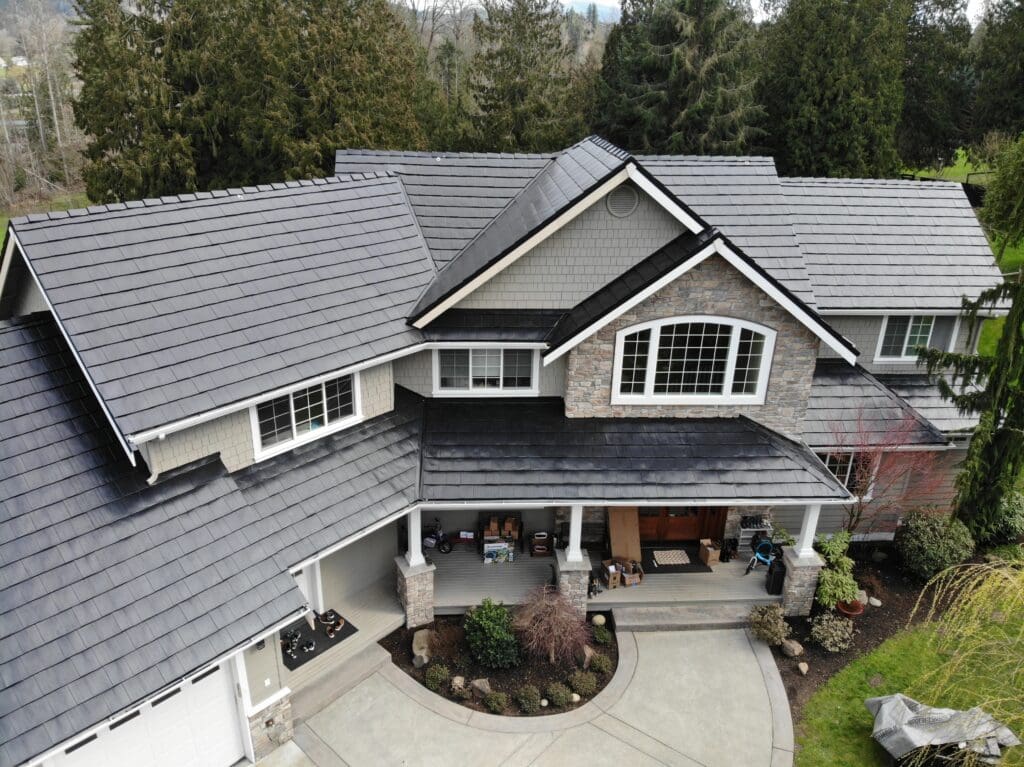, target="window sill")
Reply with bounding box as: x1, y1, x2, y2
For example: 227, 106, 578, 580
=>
610, 393, 767, 406
432, 388, 540, 398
